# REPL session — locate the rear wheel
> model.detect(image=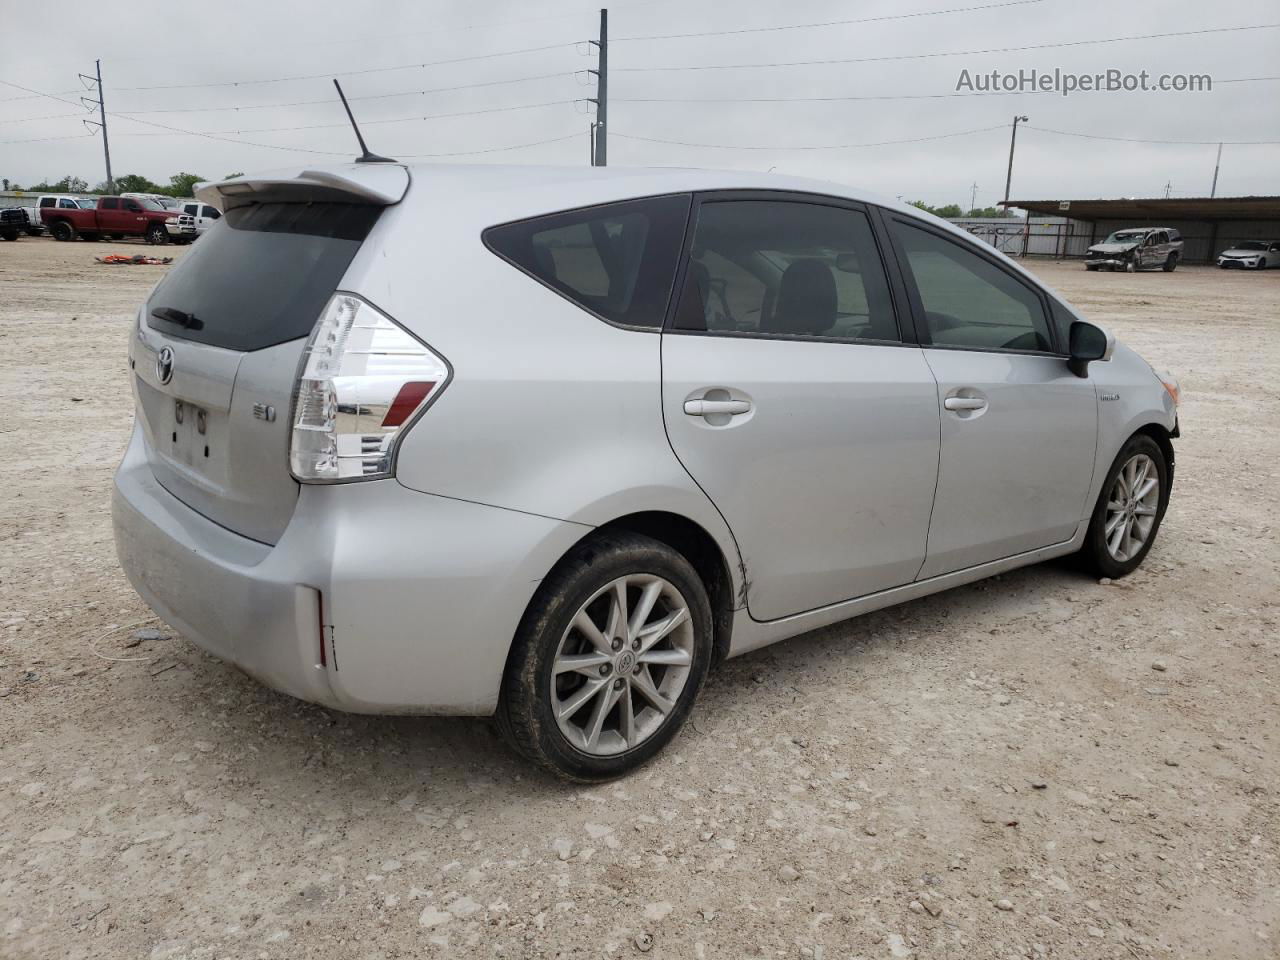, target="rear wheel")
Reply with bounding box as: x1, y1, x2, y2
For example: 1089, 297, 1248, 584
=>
49, 220, 76, 242
145, 224, 169, 245
1079, 434, 1169, 578
1162, 253, 1178, 272
496, 531, 713, 781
